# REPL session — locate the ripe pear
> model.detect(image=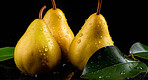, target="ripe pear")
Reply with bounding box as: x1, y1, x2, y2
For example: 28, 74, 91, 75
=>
43, 0, 74, 61
14, 6, 61, 74
68, 0, 114, 70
